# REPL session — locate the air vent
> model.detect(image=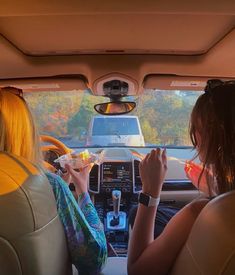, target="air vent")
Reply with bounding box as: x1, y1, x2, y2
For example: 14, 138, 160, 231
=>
89, 164, 99, 193
134, 160, 142, 192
